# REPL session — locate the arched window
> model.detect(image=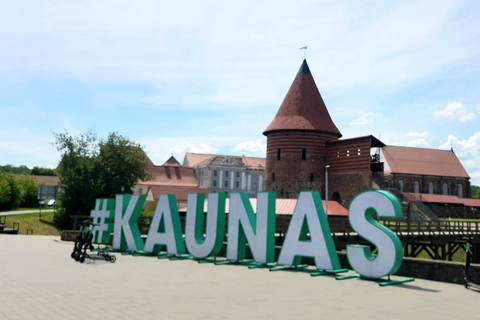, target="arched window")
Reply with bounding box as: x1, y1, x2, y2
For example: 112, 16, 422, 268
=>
414, 181, 419, 193
398, 181, 404, 193
443, 183, 448, 195
458, 184, 463, 198
332, 192, 341, 202
429, 182, 434, 194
